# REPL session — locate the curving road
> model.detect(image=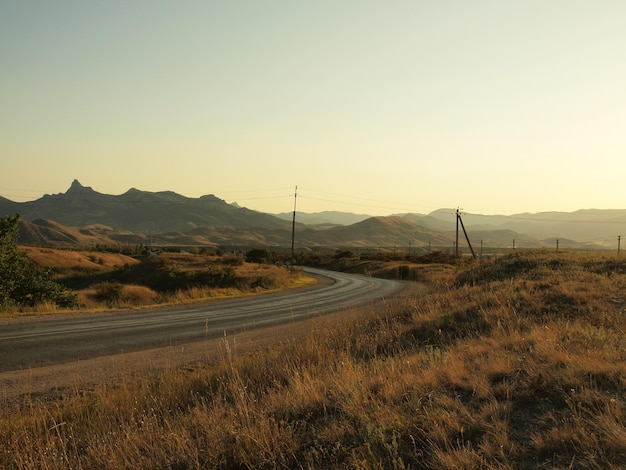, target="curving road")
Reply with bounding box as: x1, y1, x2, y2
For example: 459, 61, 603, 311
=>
0, 268, 404, 372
